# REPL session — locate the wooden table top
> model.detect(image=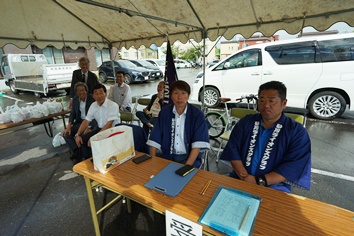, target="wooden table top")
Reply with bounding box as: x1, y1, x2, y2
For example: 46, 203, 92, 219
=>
73, 152, 354, 236
0, 109, 70, 130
